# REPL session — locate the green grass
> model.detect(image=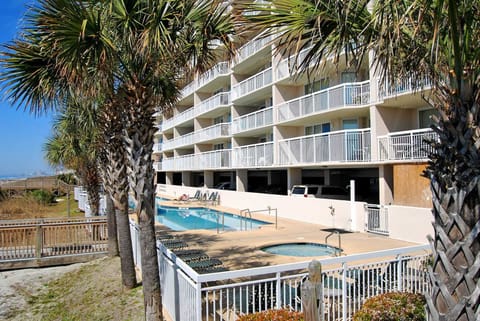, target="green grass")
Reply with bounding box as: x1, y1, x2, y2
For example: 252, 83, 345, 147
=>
21, 257, 145, 321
